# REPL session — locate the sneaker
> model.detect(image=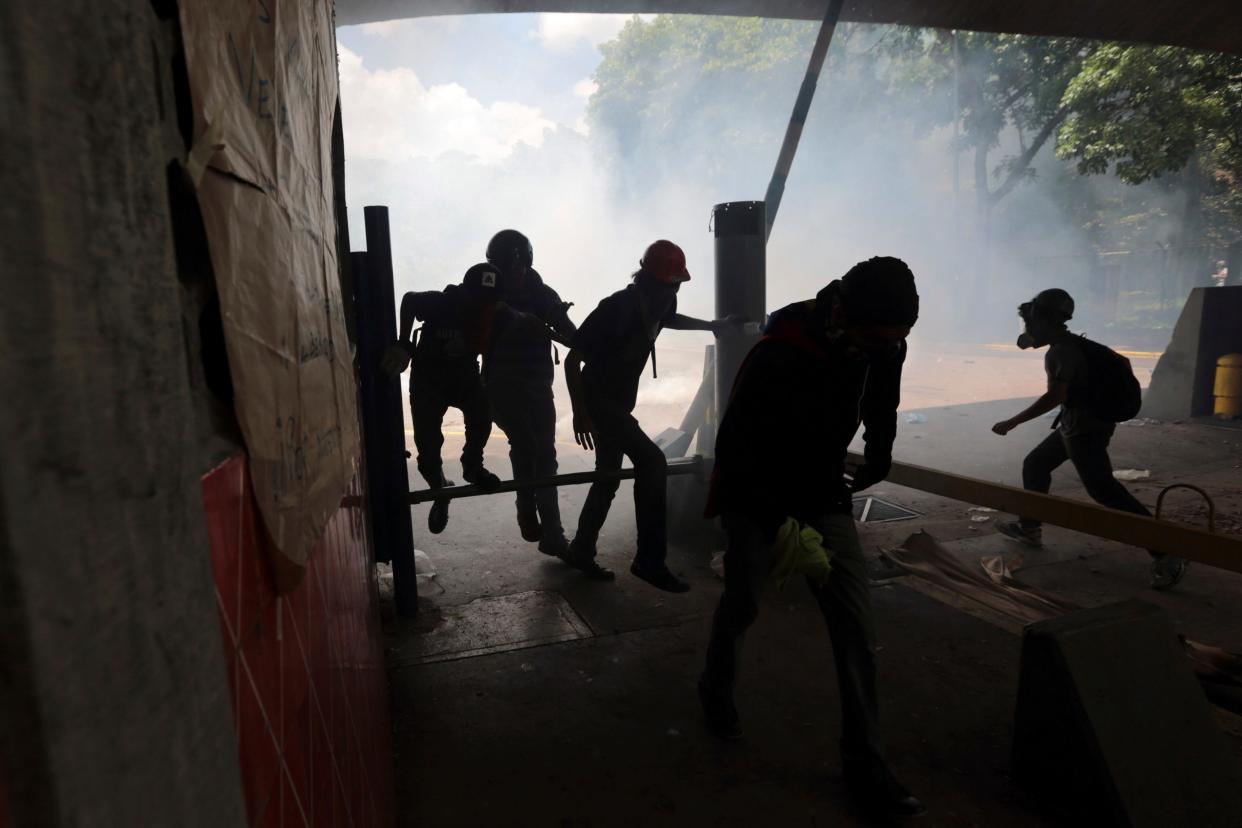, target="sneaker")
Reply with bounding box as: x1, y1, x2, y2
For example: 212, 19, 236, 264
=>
843, 752, 927, 819
697, 681, 742, 741
630, 560, 690, 593
996, 521, 1043, 548
462, 464, 502, 492
428, 478, 455, 535
1150, 555, 1188, 591
516, 502, 541, 543
563, 540, 615, 581
537, 533, 571, 559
